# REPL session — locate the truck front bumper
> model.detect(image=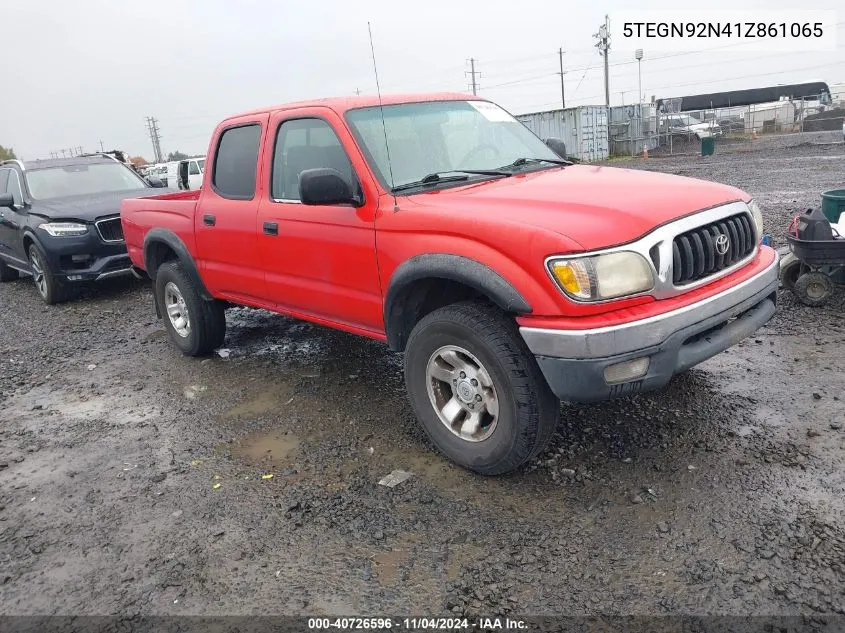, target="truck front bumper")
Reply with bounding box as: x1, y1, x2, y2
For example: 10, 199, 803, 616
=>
519, 254, 779, 402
